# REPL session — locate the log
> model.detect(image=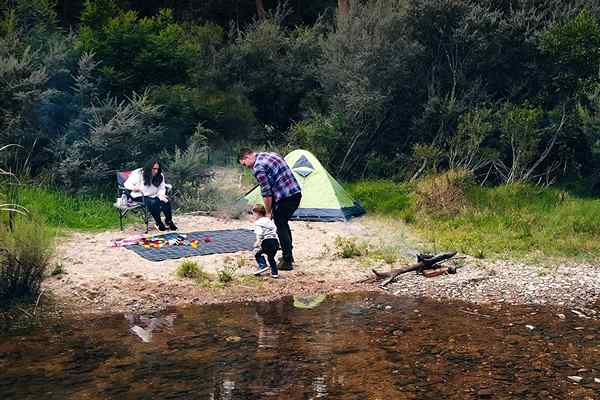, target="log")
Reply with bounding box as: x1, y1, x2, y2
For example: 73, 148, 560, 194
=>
377, 252, 457, 287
